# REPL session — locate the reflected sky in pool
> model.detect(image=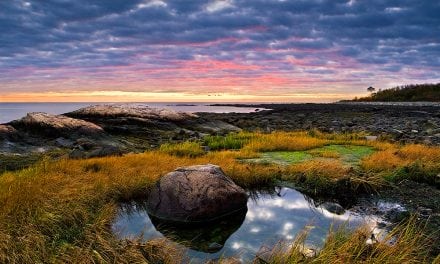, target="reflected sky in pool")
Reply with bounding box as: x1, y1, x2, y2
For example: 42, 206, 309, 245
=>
112, 187, 381, 263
